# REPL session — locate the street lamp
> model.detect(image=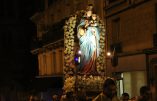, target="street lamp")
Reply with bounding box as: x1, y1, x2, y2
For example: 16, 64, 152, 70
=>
106, 48, 118, 67
107, 52, 111, 57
